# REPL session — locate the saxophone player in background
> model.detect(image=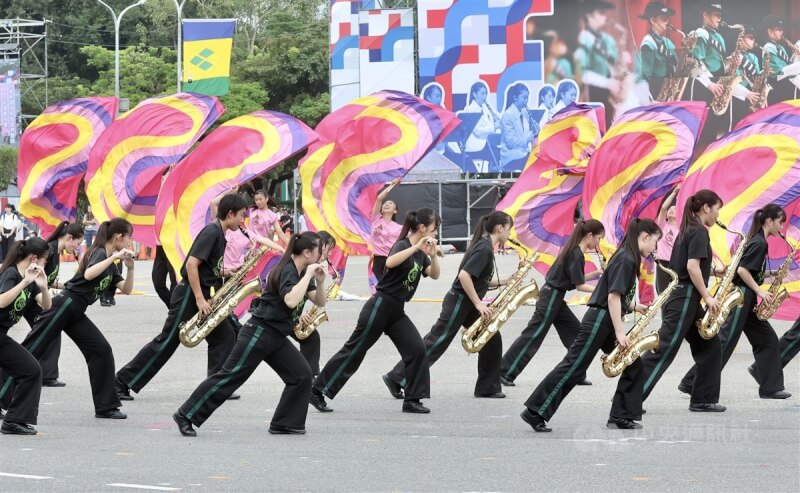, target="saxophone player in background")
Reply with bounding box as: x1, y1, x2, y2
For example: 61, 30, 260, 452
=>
382, 212, 511, 401
679, 205, 791, 400
115, 194, 248, 402
573, 0, 618, 129
761, 15, 797, 105
173, 232, 328, 437
520, 219, 659, 432
500, 219, 605, 388
638, 2, 678, 102
730, 26, 763, 127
